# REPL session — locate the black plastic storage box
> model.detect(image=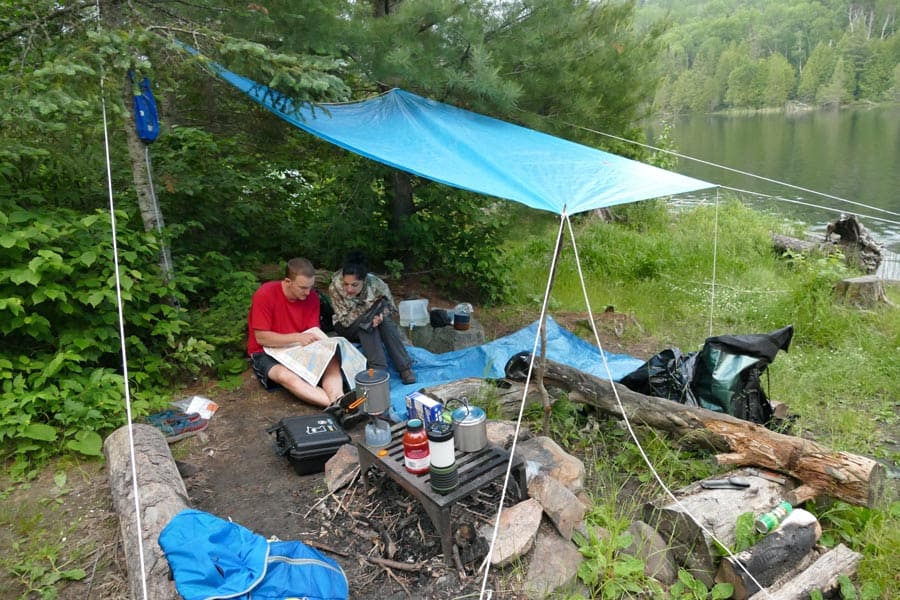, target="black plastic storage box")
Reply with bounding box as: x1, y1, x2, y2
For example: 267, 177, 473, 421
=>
269, 414, 351, 475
